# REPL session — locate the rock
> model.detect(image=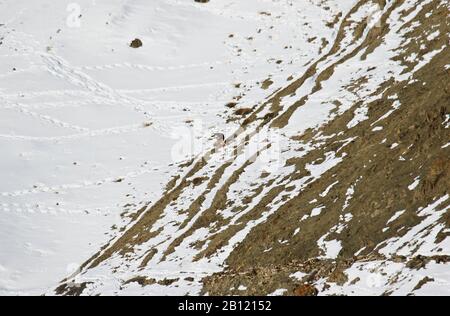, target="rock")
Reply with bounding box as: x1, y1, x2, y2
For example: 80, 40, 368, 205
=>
234, 108, 253, 116
130, 38, 143, 48
406, 255, 427, 270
